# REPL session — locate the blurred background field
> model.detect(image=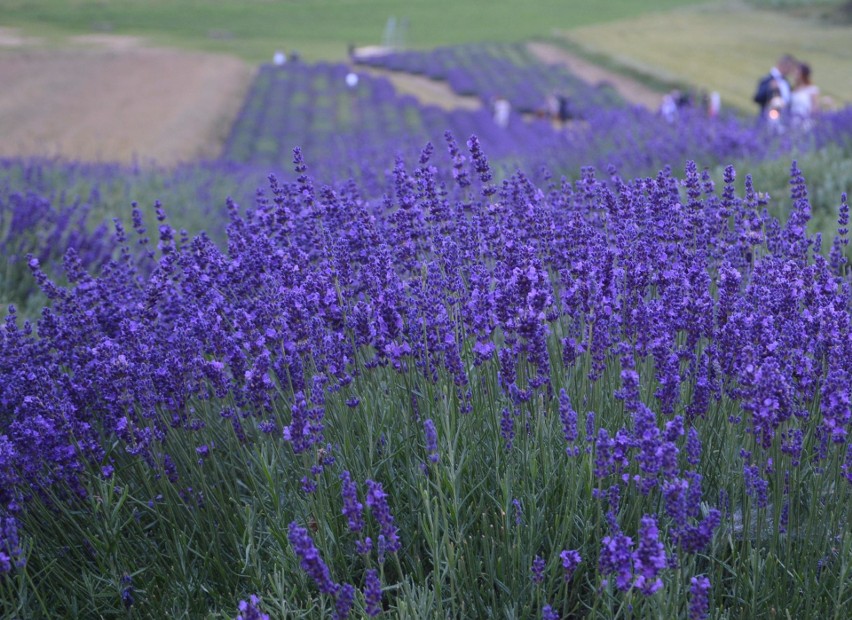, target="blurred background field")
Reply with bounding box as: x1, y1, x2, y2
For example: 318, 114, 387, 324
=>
1, 0, 850, 244
0, 1, 848, 159
1, 0, 711, 61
